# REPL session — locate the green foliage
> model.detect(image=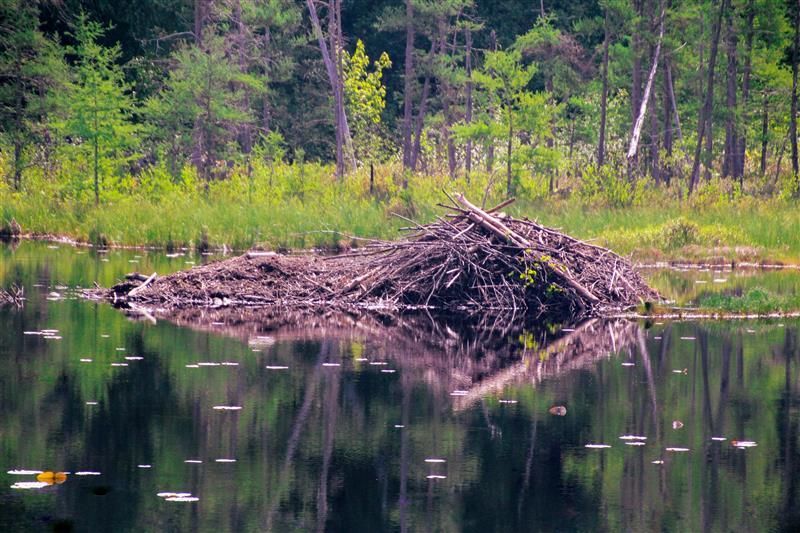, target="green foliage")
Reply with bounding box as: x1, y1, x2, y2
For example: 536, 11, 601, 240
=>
343, 39, 393, 162
53, 13, 139, 204
144, 34, 263, 178
577, 164, 642, 207
698, 287, 799, 314
658, 217, 700, 249
0, 0, 66, 188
